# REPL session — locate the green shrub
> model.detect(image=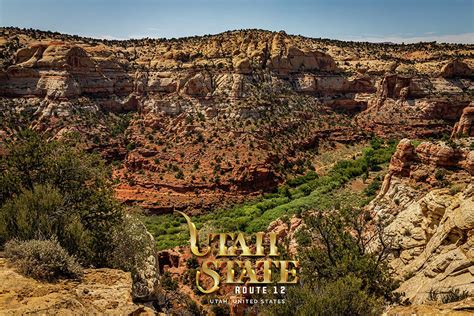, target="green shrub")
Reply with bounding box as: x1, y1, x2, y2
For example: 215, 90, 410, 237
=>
0, 130, 124, 266
107, 215, 155, 297
364, 179, 382, 197
268, 275, 384, 316
0, 184, 64, 242
298, 208, 398, 298
161, 271, 178, 291
441, 288, 469, 304
4, 238, 83, 281
0, 130, 154, 289
449, 184, 464, 195
262, 207, 399, 315
186, 299, 202, 316
211, 303, 231, 316
287, 171, 319, 187
435, 168, 446, 181
175, 169, 184, 179
186, 257, 199, 269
